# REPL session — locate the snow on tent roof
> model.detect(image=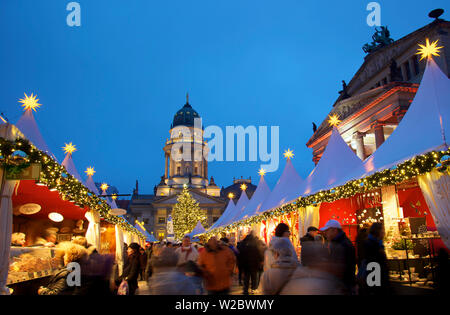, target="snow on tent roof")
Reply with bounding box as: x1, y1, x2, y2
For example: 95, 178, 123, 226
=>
220, 190, 249, 227
208, 199, 236, 231
363, 57, 450, 175
259, 158, 303, 214
297, 126, 366, 197
16, 109, 54, 158
234, 175, 271, 222
62, 154, 83, 182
